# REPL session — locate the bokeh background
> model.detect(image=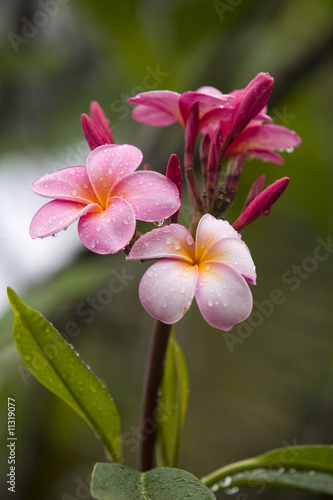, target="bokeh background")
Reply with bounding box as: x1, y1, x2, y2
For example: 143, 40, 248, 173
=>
1, 0, 333, 499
